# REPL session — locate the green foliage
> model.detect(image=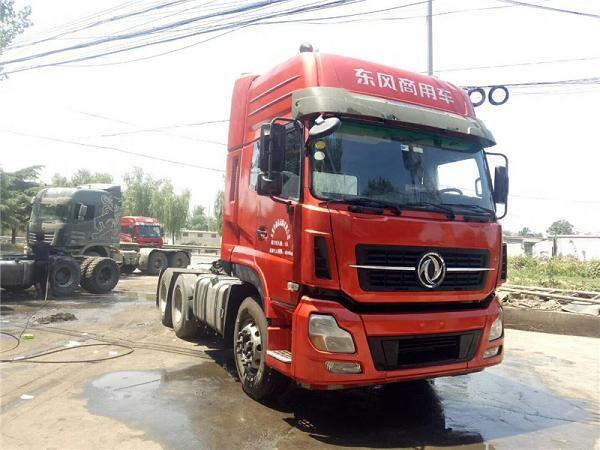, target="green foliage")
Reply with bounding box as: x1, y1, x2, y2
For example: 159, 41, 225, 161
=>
508, 256, 600, 290
547, 219, 574, 236
1, 0, 32, 78
0, 165, 42, 242
122, 167, 190, 242
51, 169, 113, 187
122, 167, 160, 216
187, 205, 208, 231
